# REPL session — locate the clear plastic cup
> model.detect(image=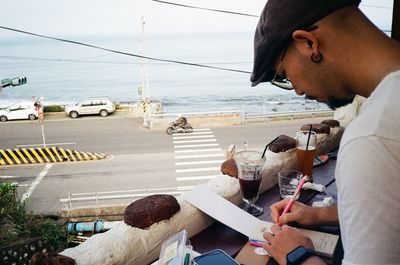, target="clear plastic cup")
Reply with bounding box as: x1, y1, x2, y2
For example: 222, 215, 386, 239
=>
278, 170, 303, 199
